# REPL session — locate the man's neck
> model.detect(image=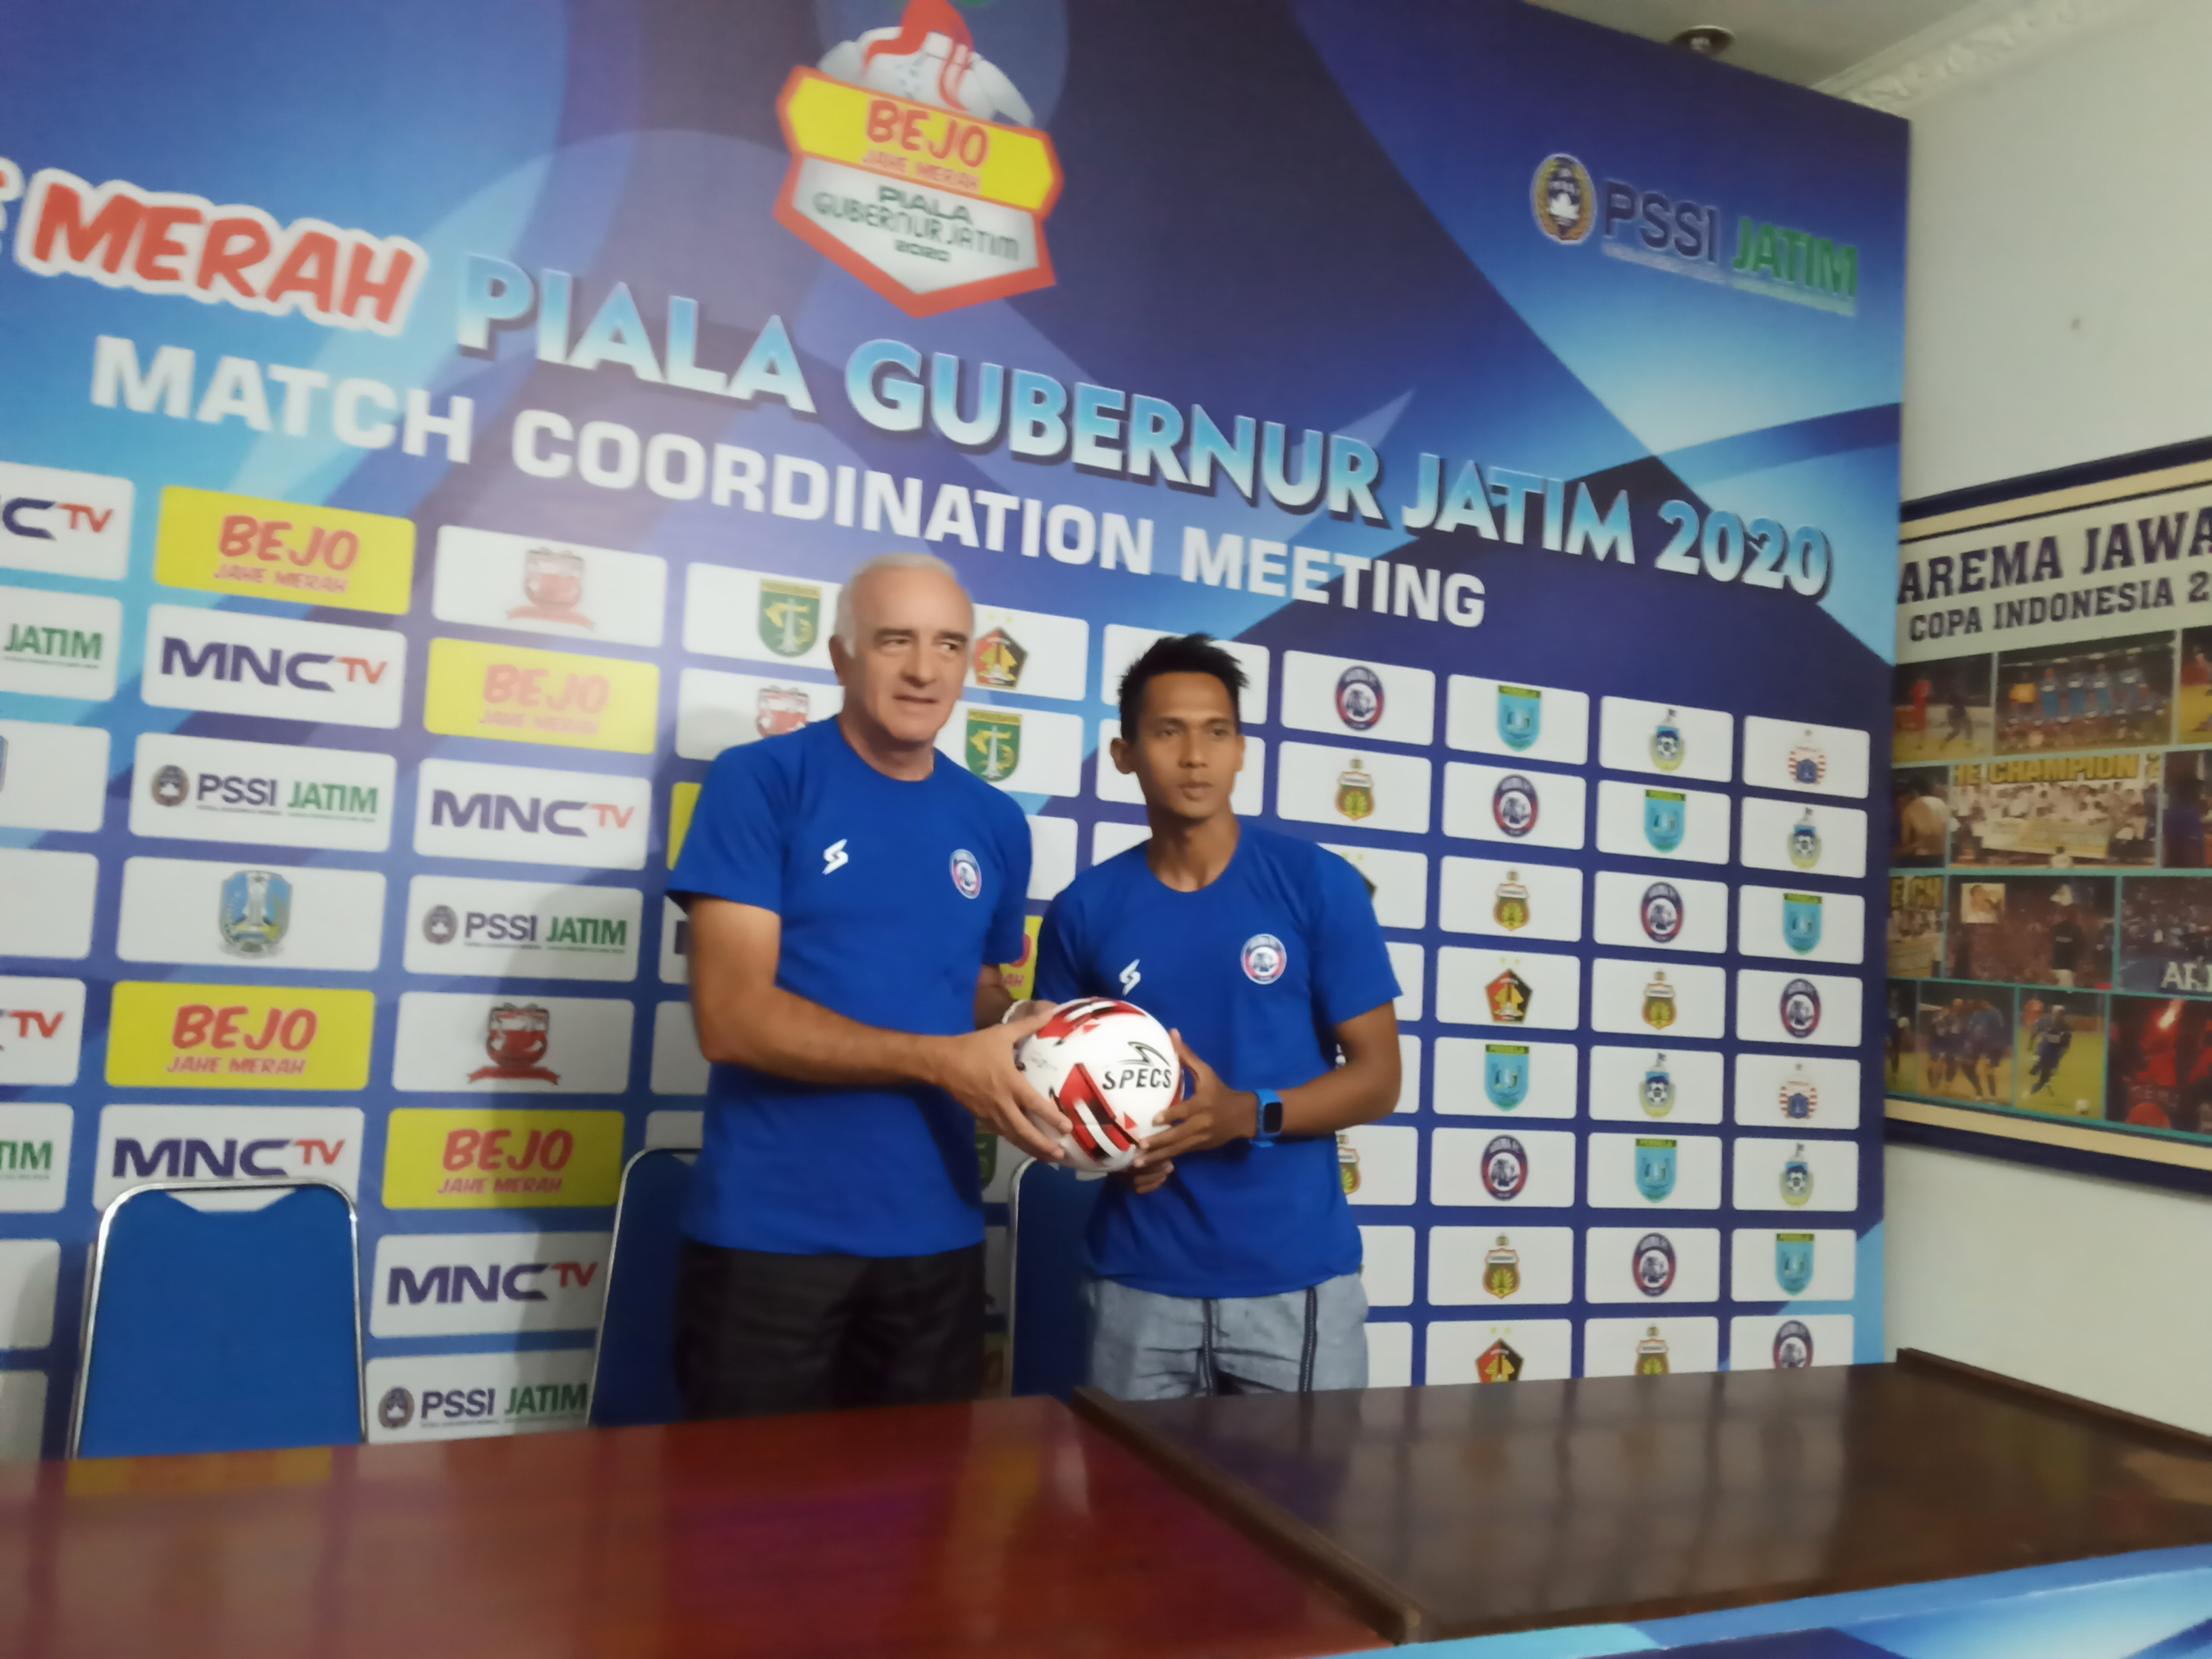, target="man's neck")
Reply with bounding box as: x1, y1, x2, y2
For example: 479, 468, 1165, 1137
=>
836, 710, 937, 781
1143, 804, 1240, 893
